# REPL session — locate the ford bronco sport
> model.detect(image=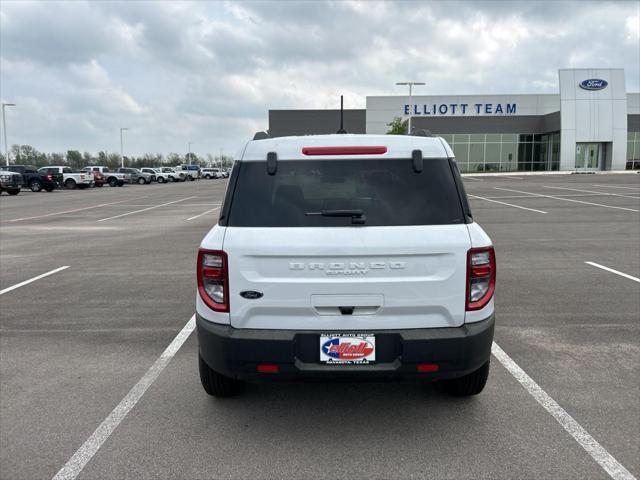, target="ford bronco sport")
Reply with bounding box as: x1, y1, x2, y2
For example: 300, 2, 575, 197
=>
196, 134, 495, 397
